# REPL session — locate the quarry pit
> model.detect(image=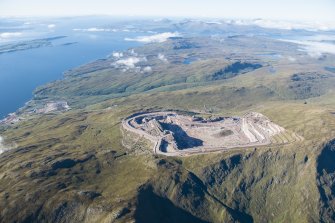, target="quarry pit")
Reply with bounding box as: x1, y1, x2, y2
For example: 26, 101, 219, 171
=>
122, 111, 288, 156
